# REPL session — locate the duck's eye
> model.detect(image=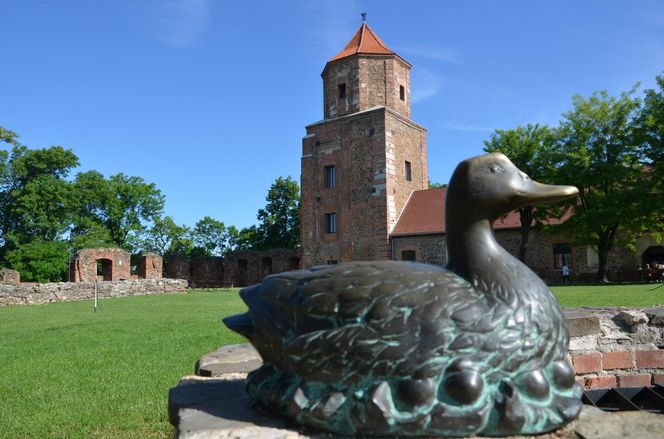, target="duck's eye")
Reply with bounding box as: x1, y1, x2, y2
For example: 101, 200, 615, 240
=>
489, 164, 504, 174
